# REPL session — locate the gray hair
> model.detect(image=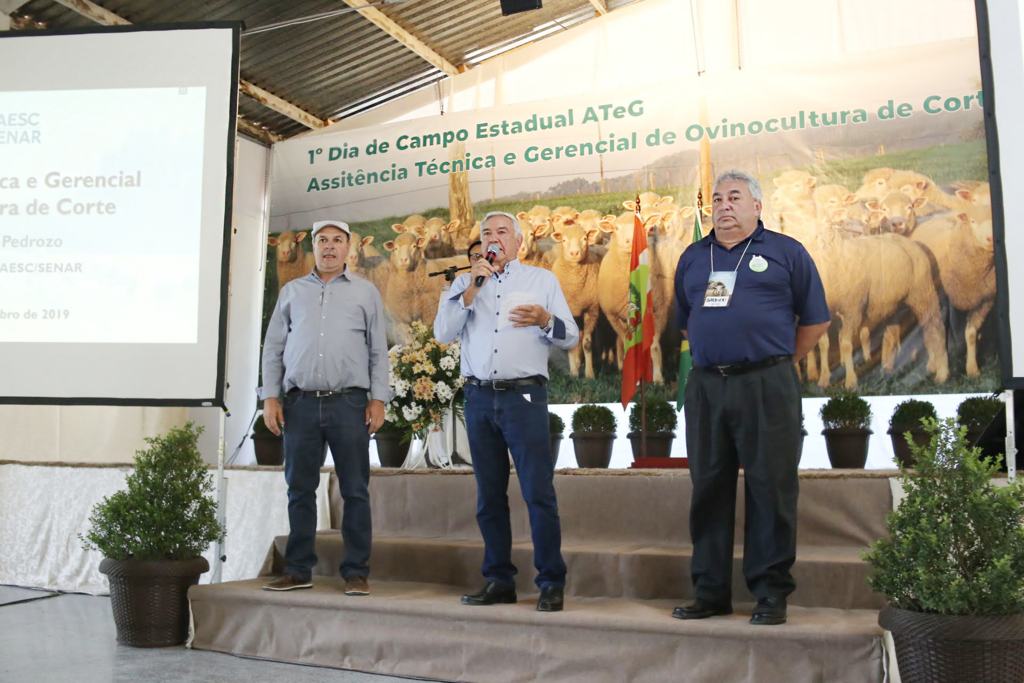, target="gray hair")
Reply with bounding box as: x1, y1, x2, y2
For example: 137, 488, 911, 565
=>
713, 169, 762, 203
480, 211, 522, 237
